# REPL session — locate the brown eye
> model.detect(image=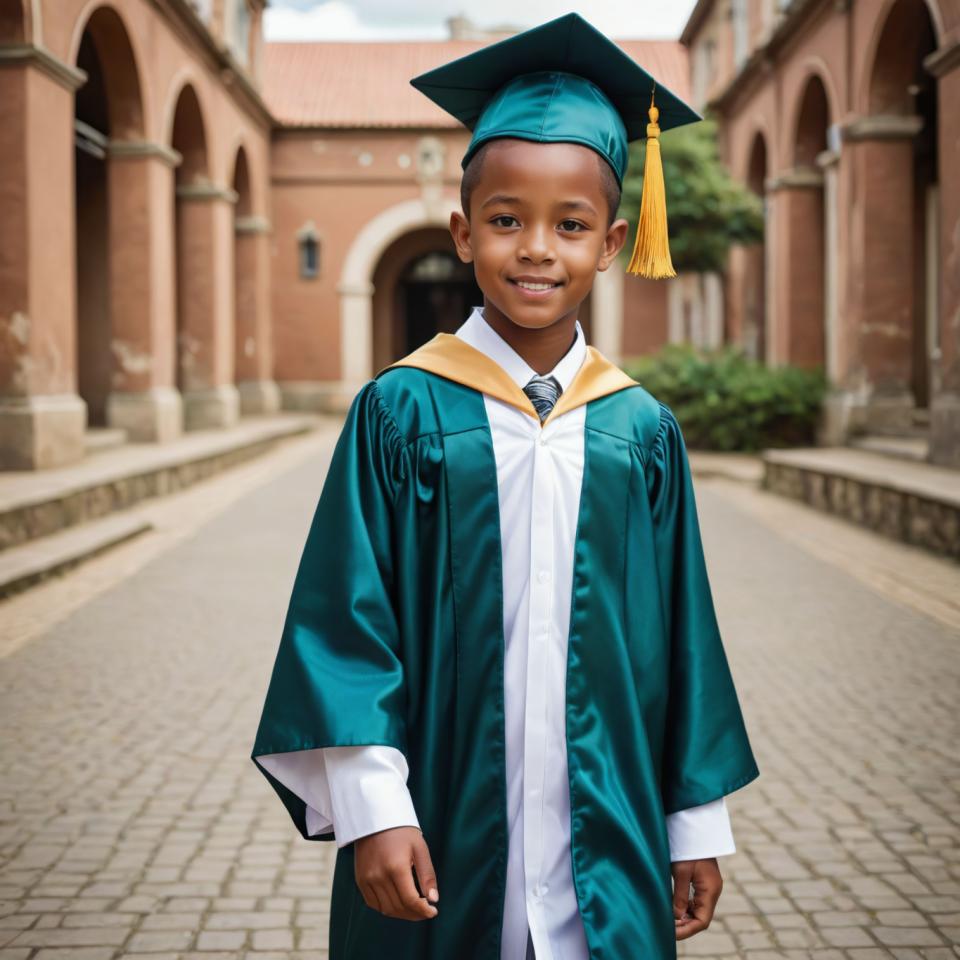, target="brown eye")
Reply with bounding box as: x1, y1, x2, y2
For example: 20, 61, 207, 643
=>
491, 215, 517, 227
559, 220, 585, 232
